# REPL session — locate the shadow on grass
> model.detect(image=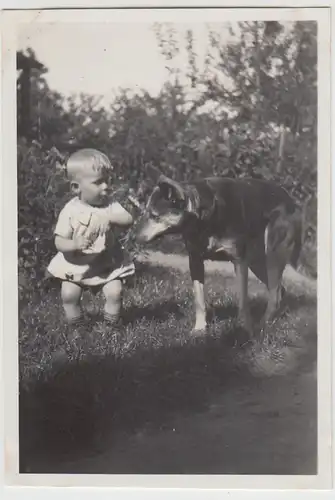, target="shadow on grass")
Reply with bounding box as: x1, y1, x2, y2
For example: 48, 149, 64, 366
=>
19, 328, 250, 473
